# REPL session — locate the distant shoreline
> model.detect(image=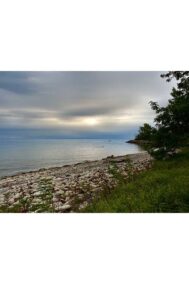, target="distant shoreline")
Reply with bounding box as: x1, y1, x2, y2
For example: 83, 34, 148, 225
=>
126, 139, 151, 145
